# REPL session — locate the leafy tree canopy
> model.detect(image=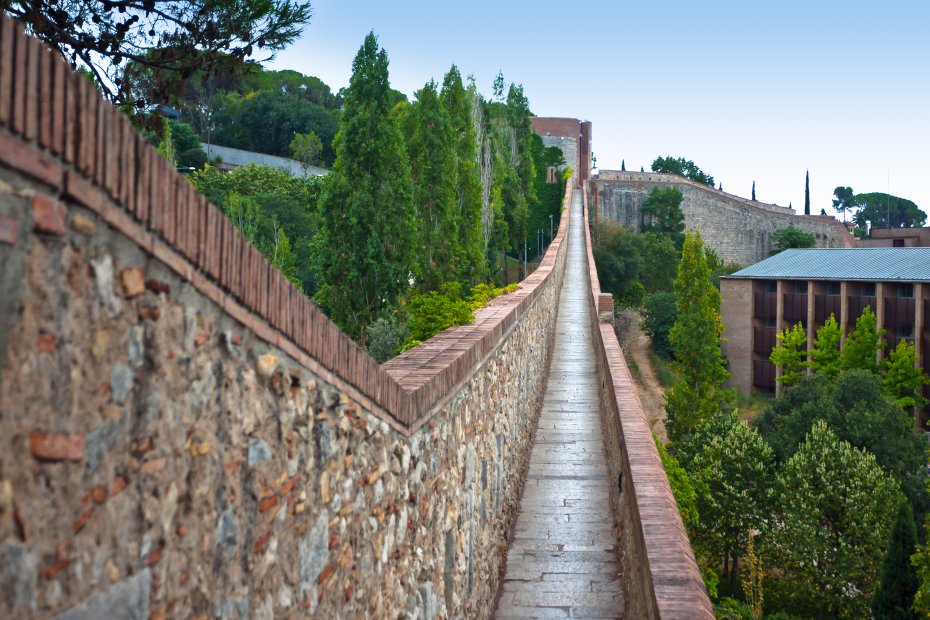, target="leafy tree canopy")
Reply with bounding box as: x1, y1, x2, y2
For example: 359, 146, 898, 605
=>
854, 192, 927, 228
640, 186, 685, 246
809, 314, 843, 379
842, 305, 884, 374
771, 226, 814, 254
651, 156, 715, 187
8, 0, 312, 110
642, 291, 677, 359
769, 322, 808, 386
871, 501, 919, 620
